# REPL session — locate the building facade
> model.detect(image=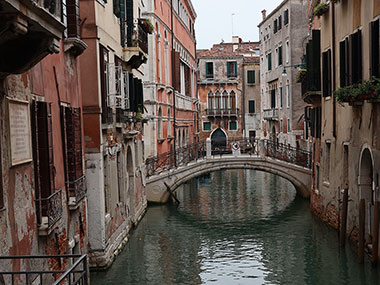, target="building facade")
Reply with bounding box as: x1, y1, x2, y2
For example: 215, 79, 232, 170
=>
197, 38, 260, 149
0, 0, 88, 281
79, 0, 148, 268
143, 0, 198, 159
258, 0, 308, 149
311, 0, 380, 258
